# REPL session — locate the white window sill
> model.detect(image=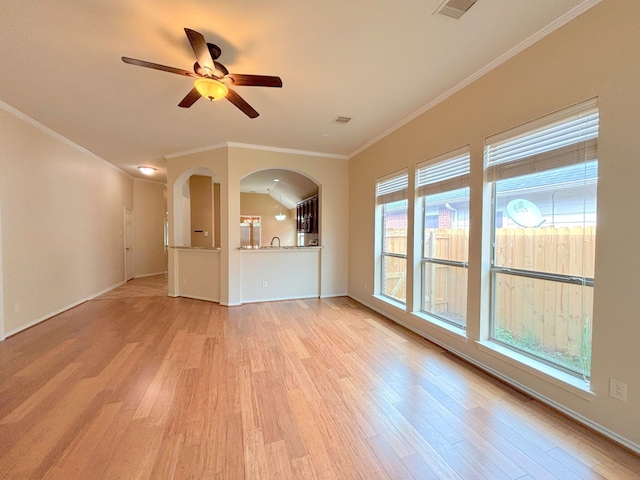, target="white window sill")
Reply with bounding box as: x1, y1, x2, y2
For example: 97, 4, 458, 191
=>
476, 340, 594, 400
372, 294, 406, 312
411, 311, 468, 343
